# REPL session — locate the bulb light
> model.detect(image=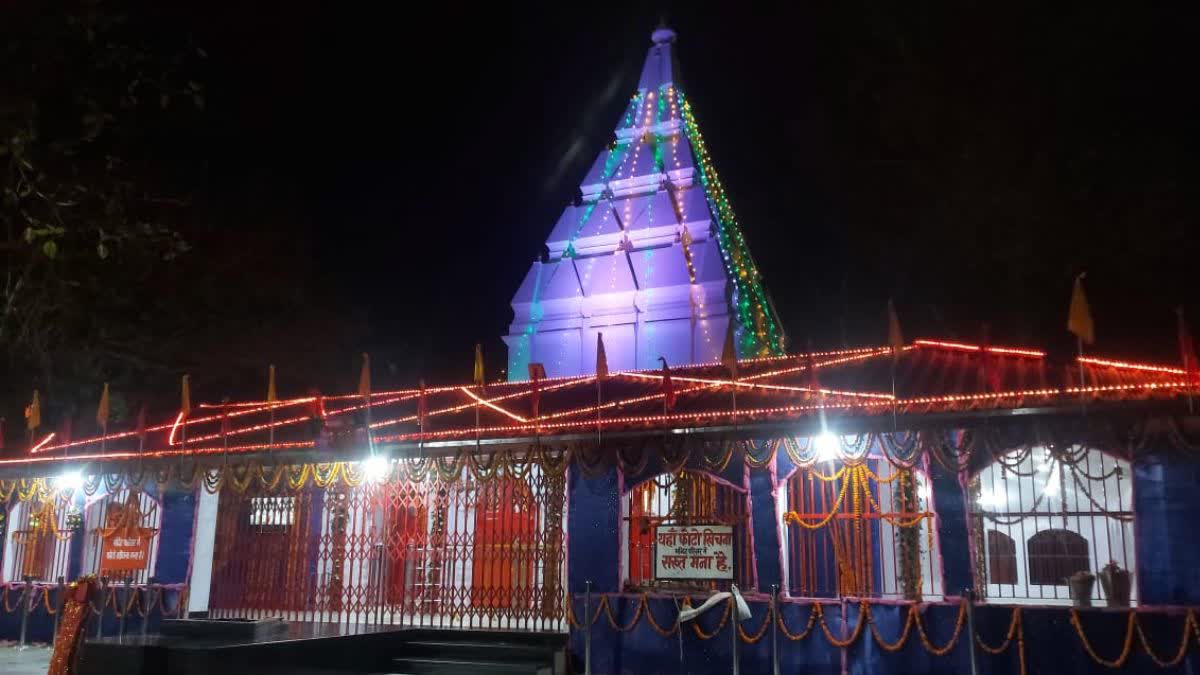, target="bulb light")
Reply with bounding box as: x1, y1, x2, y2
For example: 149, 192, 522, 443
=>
54, 470, 83, 491
814, 433, 840, 463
